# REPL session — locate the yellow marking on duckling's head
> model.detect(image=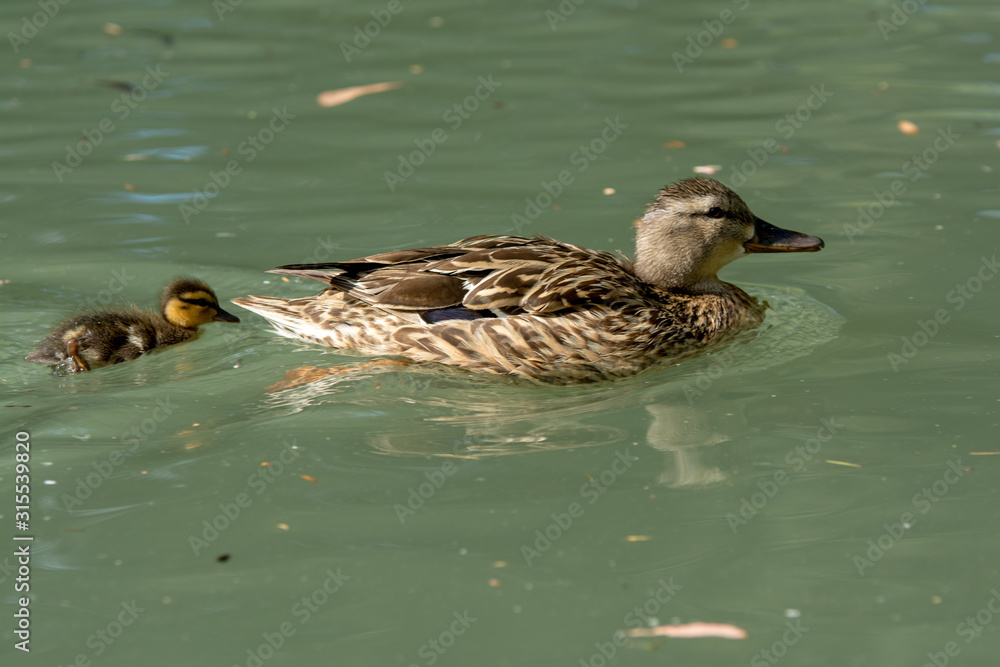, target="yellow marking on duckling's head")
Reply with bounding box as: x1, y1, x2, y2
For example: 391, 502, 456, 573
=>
161, 279, 240, 329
